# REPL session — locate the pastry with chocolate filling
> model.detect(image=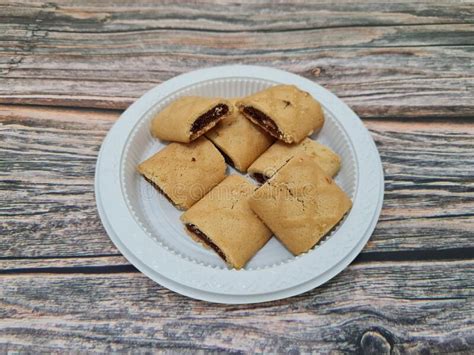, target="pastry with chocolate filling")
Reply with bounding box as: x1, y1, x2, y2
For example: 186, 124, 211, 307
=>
206, 99, 274, 172
151, 96, 232, 143
249, 153, 352, 256
137, 137, 227, 210
180, 175, 272, 269
248, 138, 341, 184
237, 85, 324, 144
